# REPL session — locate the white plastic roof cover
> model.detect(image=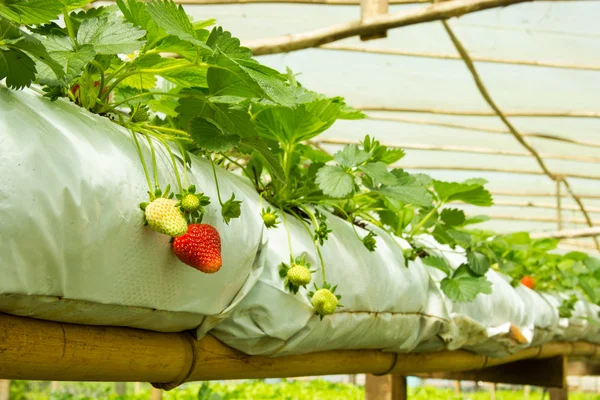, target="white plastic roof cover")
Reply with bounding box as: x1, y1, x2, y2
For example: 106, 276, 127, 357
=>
101, 1, 600, 250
